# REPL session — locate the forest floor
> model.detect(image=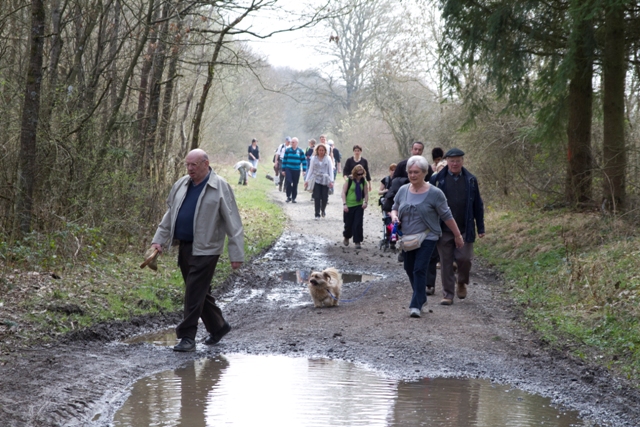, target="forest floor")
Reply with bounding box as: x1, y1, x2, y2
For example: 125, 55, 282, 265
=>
0, 182, 639, 426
